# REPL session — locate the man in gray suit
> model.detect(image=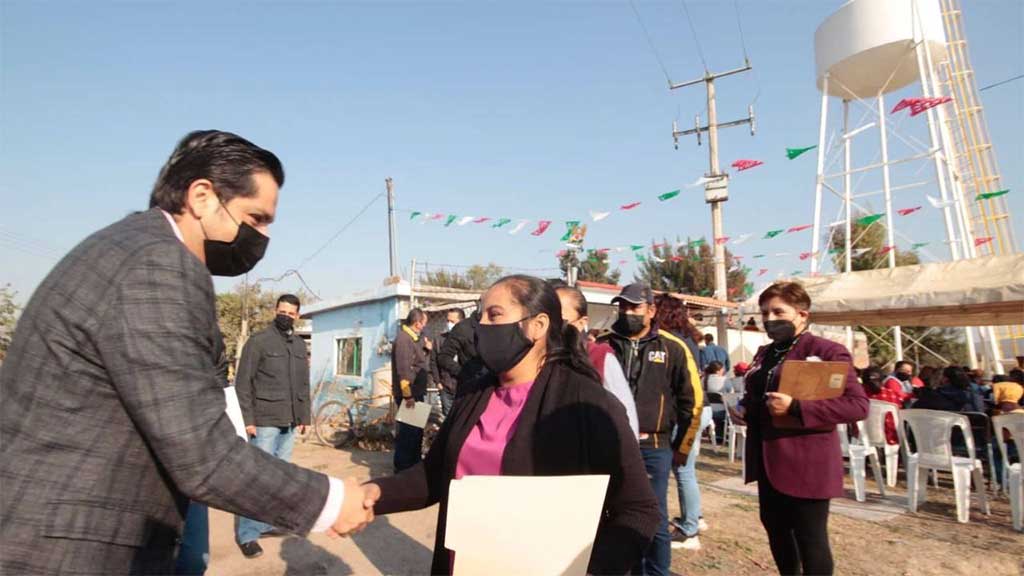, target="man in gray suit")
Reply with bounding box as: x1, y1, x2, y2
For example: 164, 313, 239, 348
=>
0, 130, 374, 574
